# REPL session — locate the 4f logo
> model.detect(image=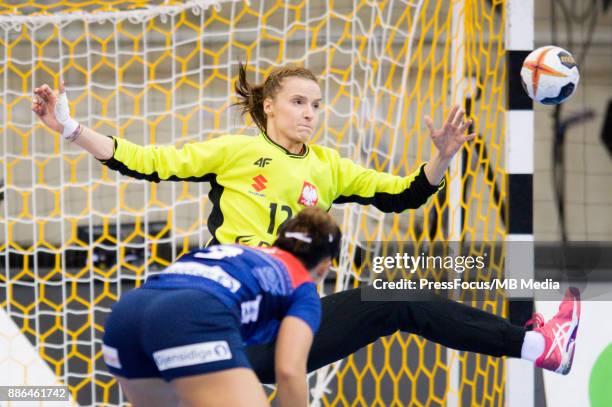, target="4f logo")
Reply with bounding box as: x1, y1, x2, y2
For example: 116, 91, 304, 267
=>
254, 157, 272, 167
